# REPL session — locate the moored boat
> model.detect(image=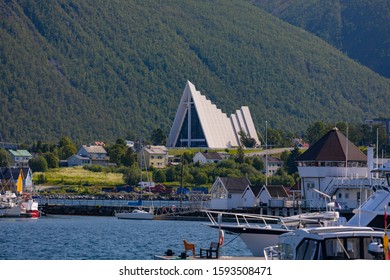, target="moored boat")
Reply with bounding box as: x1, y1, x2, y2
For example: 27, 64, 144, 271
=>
264, 226, 389, 260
